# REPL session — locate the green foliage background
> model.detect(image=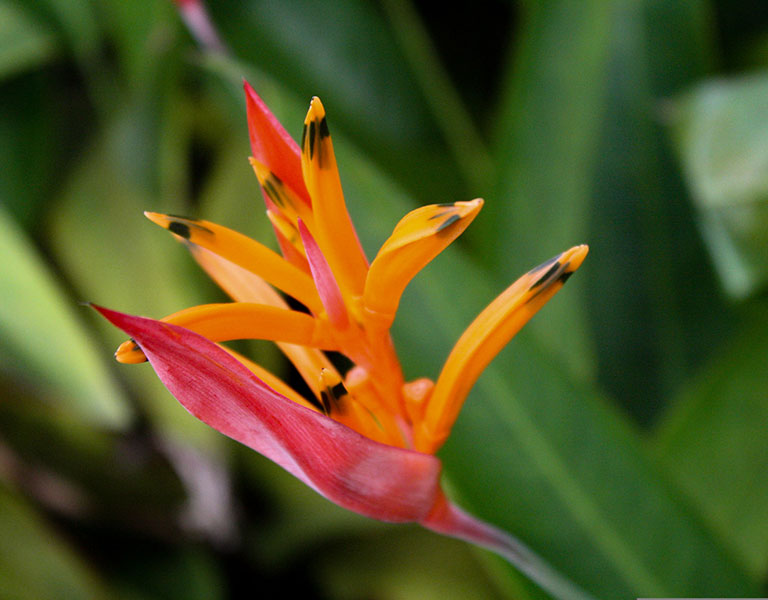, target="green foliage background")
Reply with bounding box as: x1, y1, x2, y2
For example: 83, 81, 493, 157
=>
1, 1, 768, 598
